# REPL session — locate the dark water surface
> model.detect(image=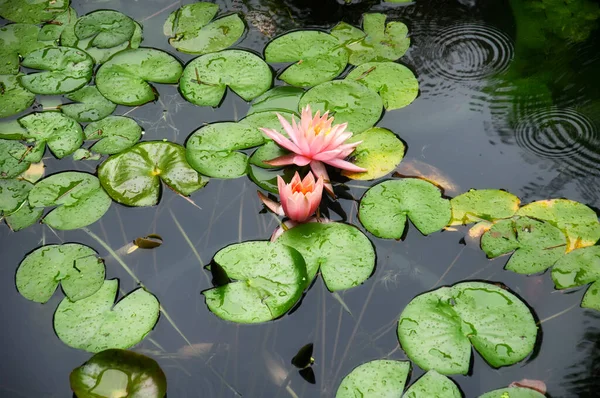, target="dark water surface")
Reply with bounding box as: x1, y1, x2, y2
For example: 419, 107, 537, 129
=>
2, 0, 600, 397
